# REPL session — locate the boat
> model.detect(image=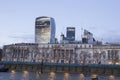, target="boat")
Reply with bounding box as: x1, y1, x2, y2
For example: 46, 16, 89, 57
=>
0, 65, 9, 72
